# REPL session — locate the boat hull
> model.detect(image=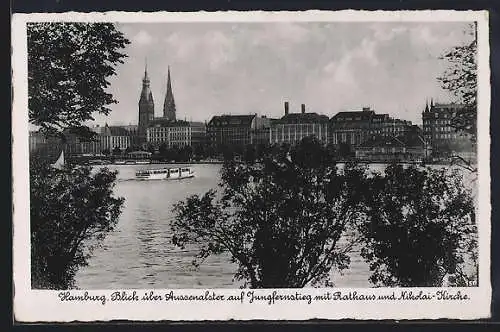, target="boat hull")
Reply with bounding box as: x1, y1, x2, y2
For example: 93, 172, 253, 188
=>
135, 168, 195, 181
